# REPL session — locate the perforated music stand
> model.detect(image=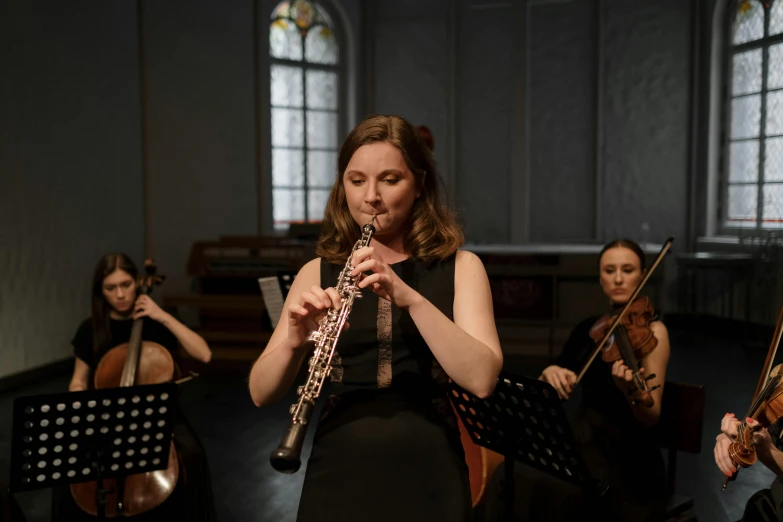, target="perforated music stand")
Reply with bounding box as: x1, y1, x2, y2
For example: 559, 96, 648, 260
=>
8, 383, 177, 520
277, 270, 295, 299
449, 371, 608, 521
